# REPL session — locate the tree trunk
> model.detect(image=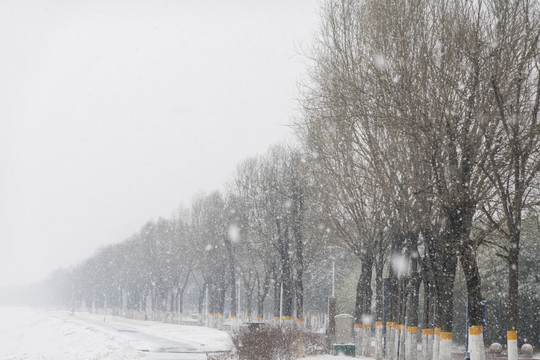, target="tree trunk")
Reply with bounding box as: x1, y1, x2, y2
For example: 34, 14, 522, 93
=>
178, 270, 190, 318
432, 291, 440, 360
507, 240, 519, 360
437, 257, 456, 360
459, 244, 486, 360
276, 219, 293, 322
398, 277, 407, 360
257, 269, 271, 321
218, 268, 227, 330
223, 235, 237, 319
387, 270, 399, 360
273, 265, 280, 322
355, 257, 373, 356
375, 257, 385, 360
197, 281, 207, 316
246, 278, 255, 320
407, 255, 420, 360
422, 277, 434, 360
292, 185, 304, 324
